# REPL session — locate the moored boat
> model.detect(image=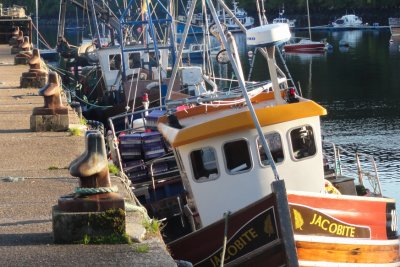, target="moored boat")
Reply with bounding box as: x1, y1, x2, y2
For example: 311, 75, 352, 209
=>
272, 6, 296, 29
332, 14, 364, 28
283, 38, 328, 53
158, 21, 399, 265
